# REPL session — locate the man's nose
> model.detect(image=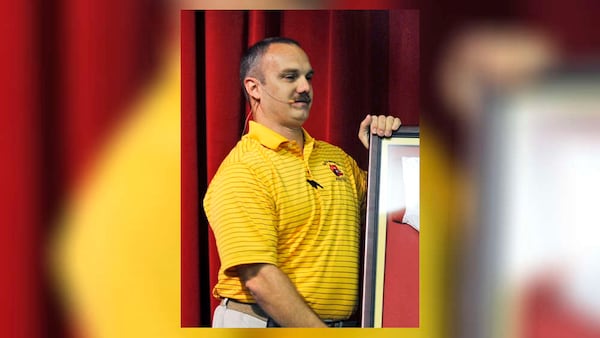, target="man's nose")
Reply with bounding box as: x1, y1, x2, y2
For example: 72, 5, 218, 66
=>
296, 77, 311, 93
